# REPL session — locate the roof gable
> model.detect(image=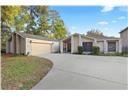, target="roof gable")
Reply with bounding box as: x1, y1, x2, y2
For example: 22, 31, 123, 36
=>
15, 32, 59, 41
119, 27, 128, 33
